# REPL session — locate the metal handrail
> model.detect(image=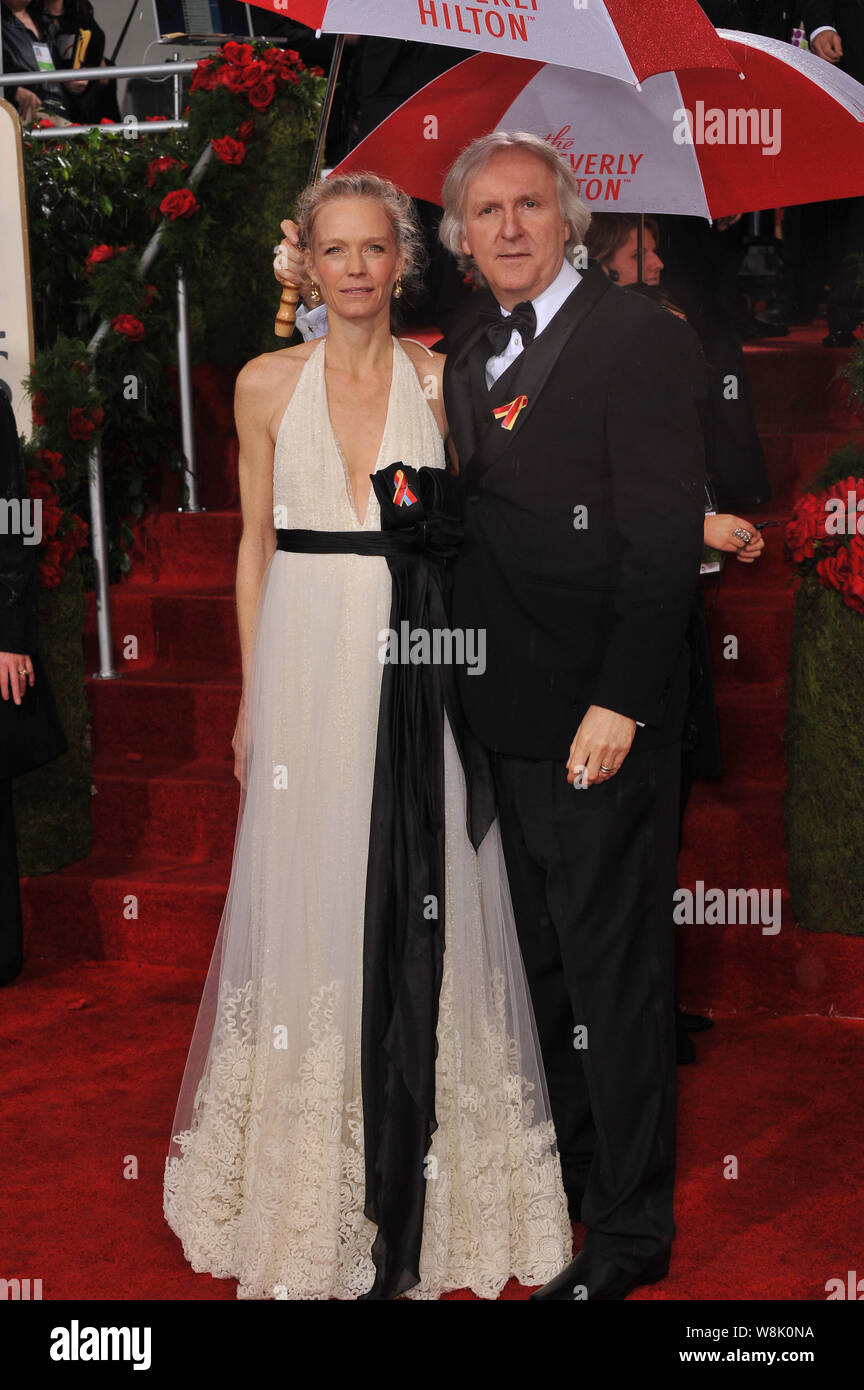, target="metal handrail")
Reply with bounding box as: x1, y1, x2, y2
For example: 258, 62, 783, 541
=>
27, 120, 188, 139
0, 59, 200, 87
